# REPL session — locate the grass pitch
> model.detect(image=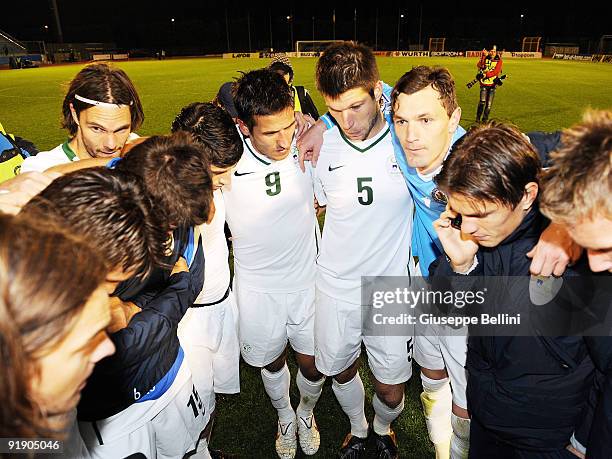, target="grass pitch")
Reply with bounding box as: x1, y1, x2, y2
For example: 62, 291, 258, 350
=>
1, 57, 611, 457
1, 57, 612, 150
